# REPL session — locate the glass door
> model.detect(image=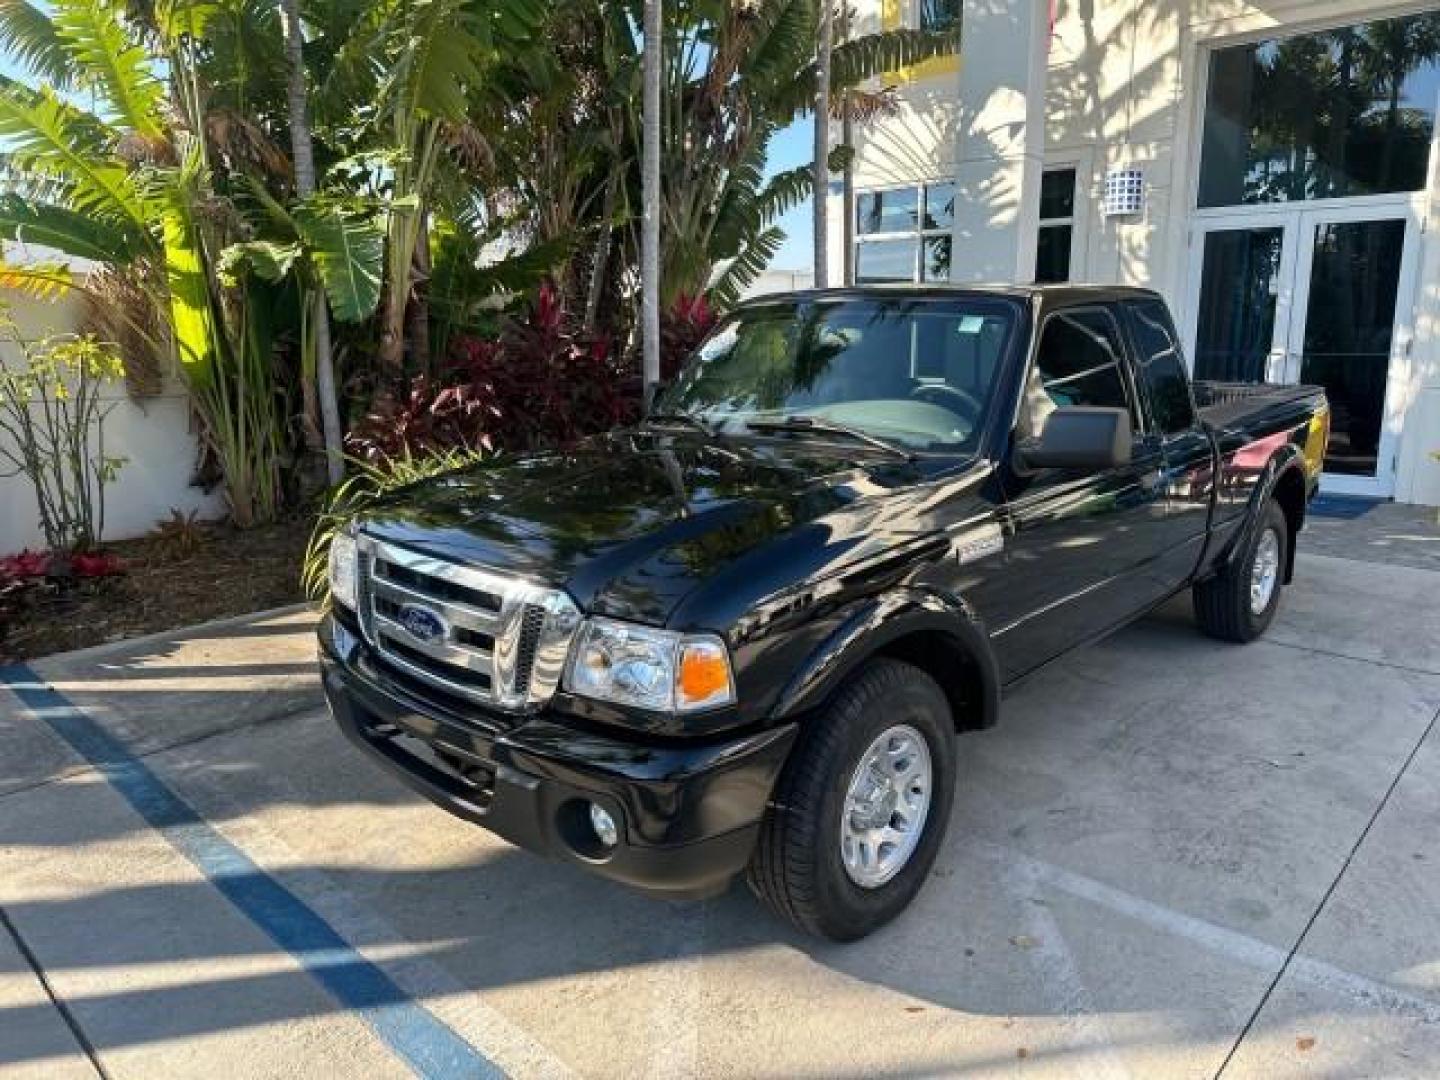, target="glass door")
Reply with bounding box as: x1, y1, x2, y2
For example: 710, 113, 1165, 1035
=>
1186, 214, 1300, 385
1185, 205, 1419, 496
1285, 208, 1420, 496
